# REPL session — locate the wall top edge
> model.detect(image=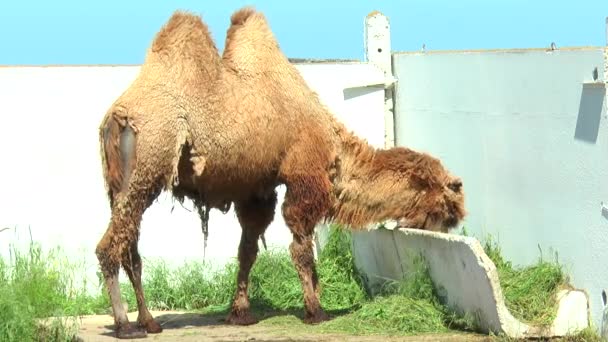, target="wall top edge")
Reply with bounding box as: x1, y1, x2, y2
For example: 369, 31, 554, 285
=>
394, 45, 604, 56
